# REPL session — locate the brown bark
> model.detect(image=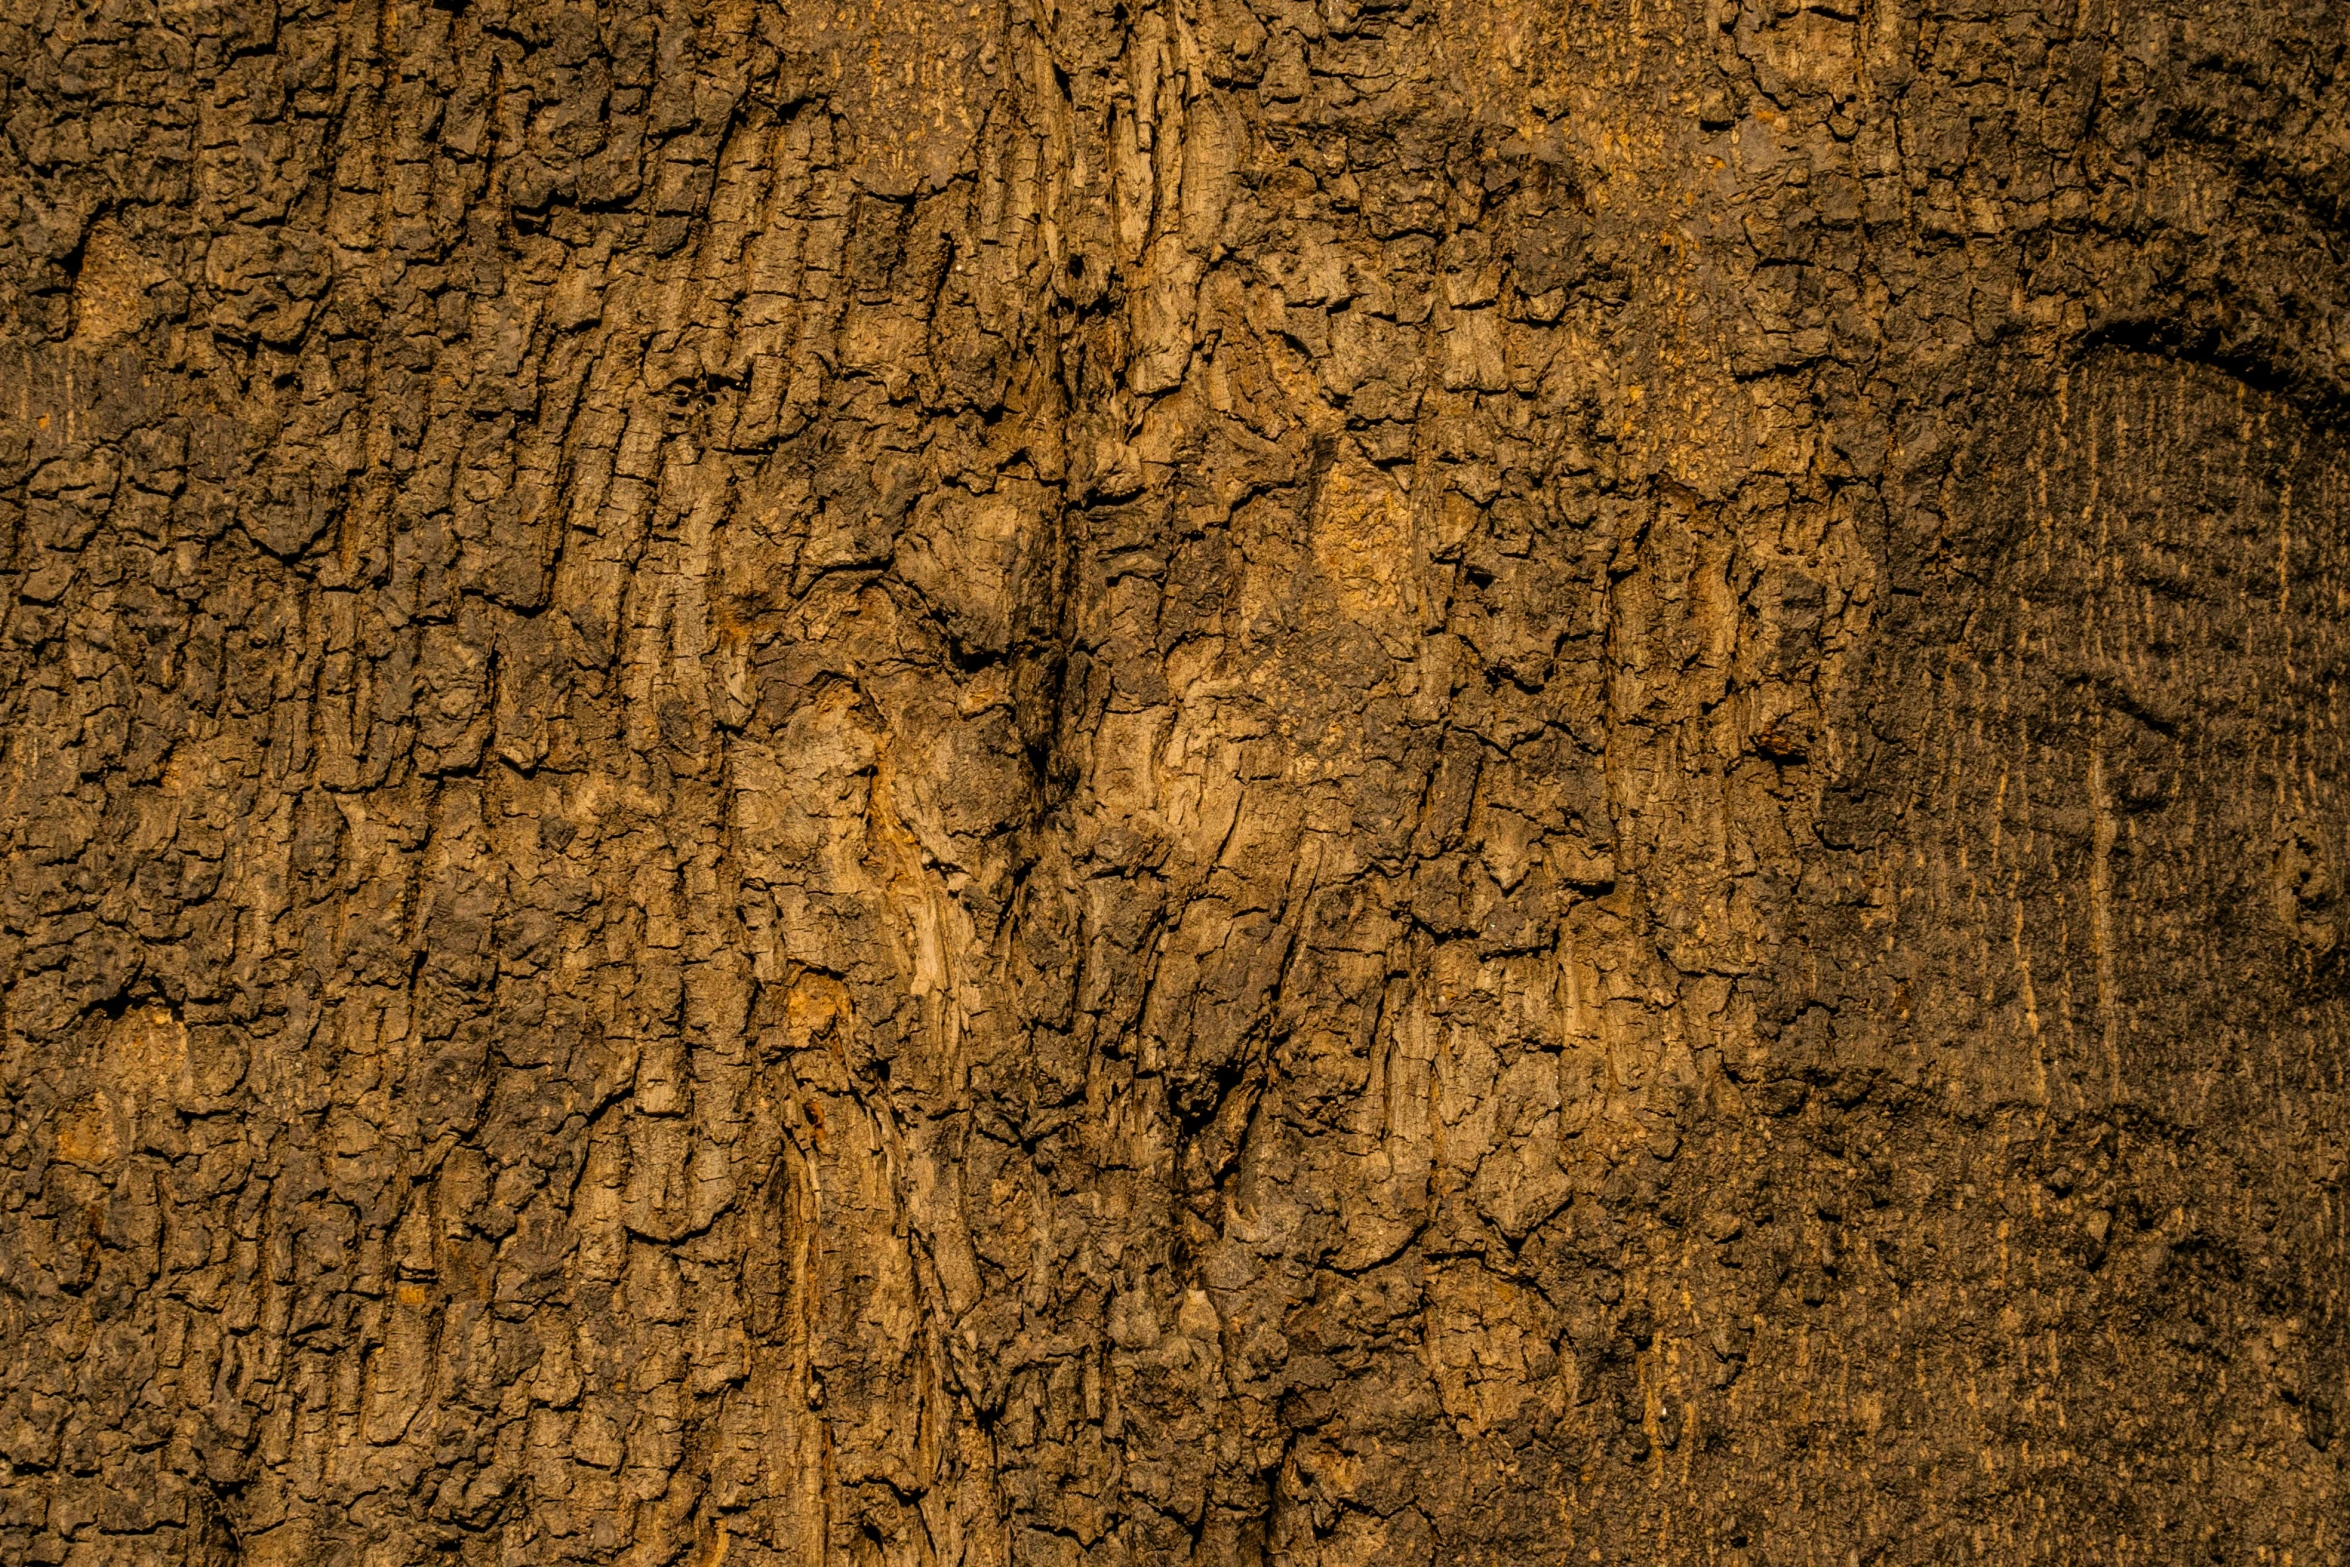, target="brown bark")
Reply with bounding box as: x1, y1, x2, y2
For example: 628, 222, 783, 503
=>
2, 0, 2346, 1562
